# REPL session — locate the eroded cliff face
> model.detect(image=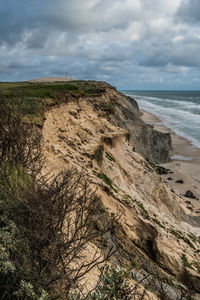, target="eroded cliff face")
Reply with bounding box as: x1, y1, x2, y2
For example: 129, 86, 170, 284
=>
110, 92, 172, 164
42, 83, 200, 298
